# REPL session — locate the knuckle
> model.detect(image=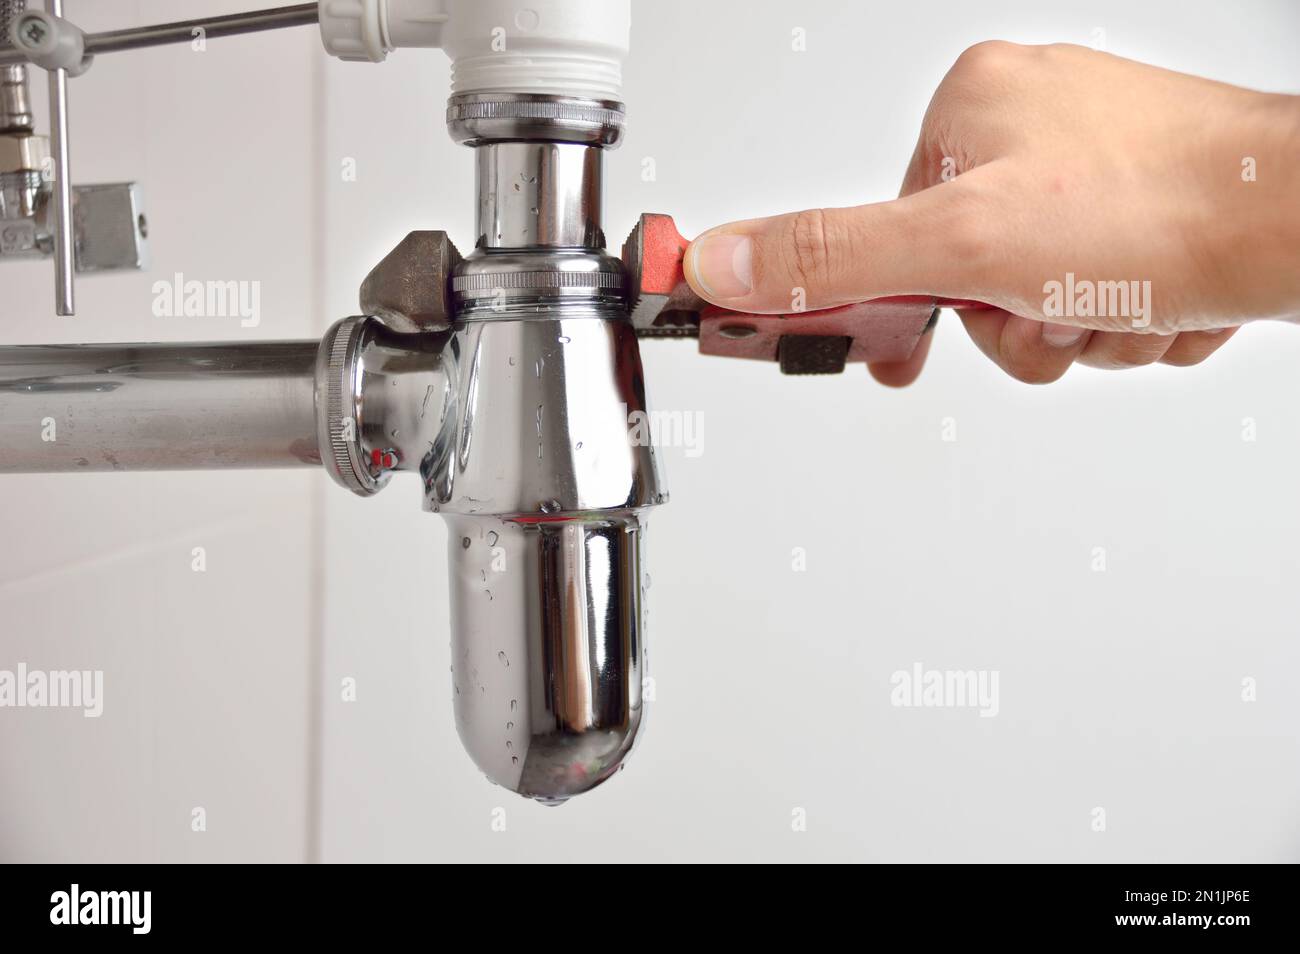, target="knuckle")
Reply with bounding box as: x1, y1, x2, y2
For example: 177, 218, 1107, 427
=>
1042, 42, 1093, 64
1161, 331, 1232, 367
1085, 335, 1173, 369
1116, 339, 1174, 368
953, 40, 1026, 80
781, 208, 835, 291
